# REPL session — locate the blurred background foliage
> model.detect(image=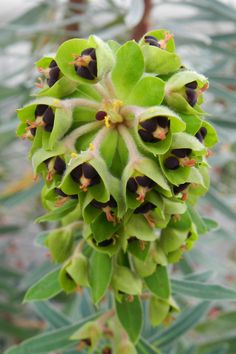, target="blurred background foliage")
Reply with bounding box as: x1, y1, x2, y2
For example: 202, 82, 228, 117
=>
0, 0, 236, 353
